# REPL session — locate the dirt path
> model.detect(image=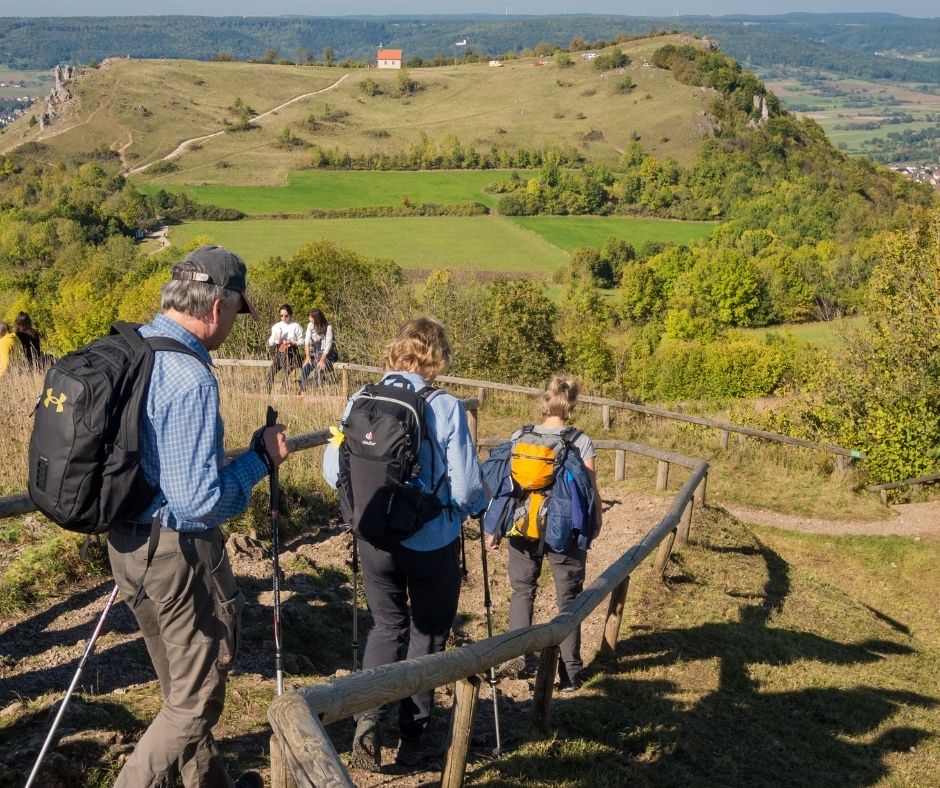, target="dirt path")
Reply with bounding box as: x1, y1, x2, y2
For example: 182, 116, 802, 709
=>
126, 73, 350, 176
0, 484, 663, 786
719, 500, 940, 539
